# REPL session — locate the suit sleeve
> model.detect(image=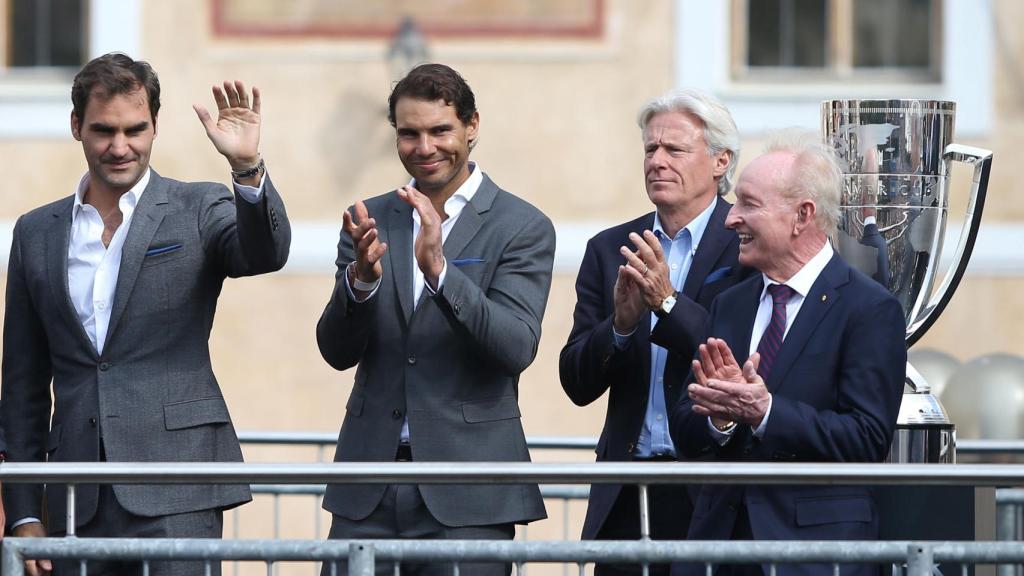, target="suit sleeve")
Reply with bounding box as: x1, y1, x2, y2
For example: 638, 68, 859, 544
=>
669, 297, 727, 460
316, 215, 376, 371
0, 217, 54, 525
755, 294, 906, 462
200, 174, 291, 278
558, 237, 642, 406
648, 294, 709, 366
430, 210, 556, 376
